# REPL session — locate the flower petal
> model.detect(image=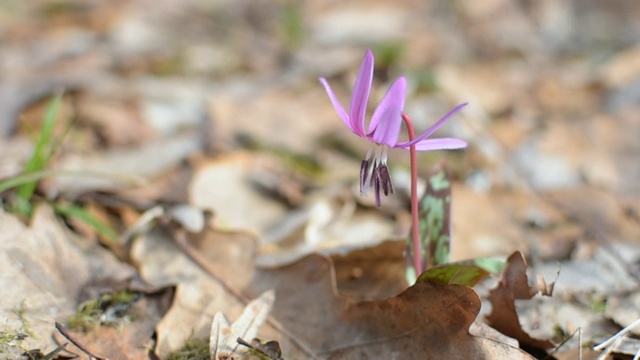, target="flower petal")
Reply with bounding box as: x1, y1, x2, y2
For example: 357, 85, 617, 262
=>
395, 102, 467, 148
400, 138, 468, 151
319, 78, 353, 132
349, 50, 374, 136
369, 76, 407, 146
